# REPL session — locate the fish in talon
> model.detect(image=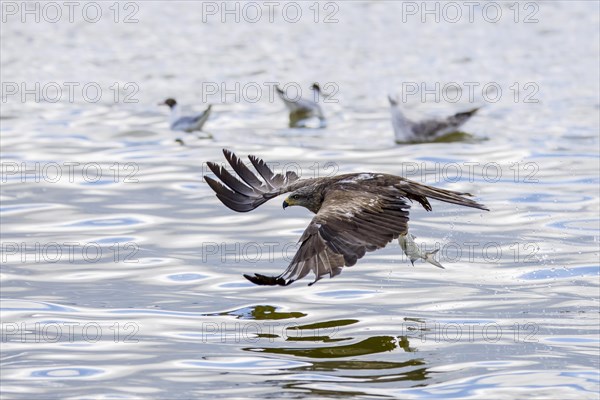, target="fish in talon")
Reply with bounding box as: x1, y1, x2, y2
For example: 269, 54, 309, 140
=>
398, 233, 444, 269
